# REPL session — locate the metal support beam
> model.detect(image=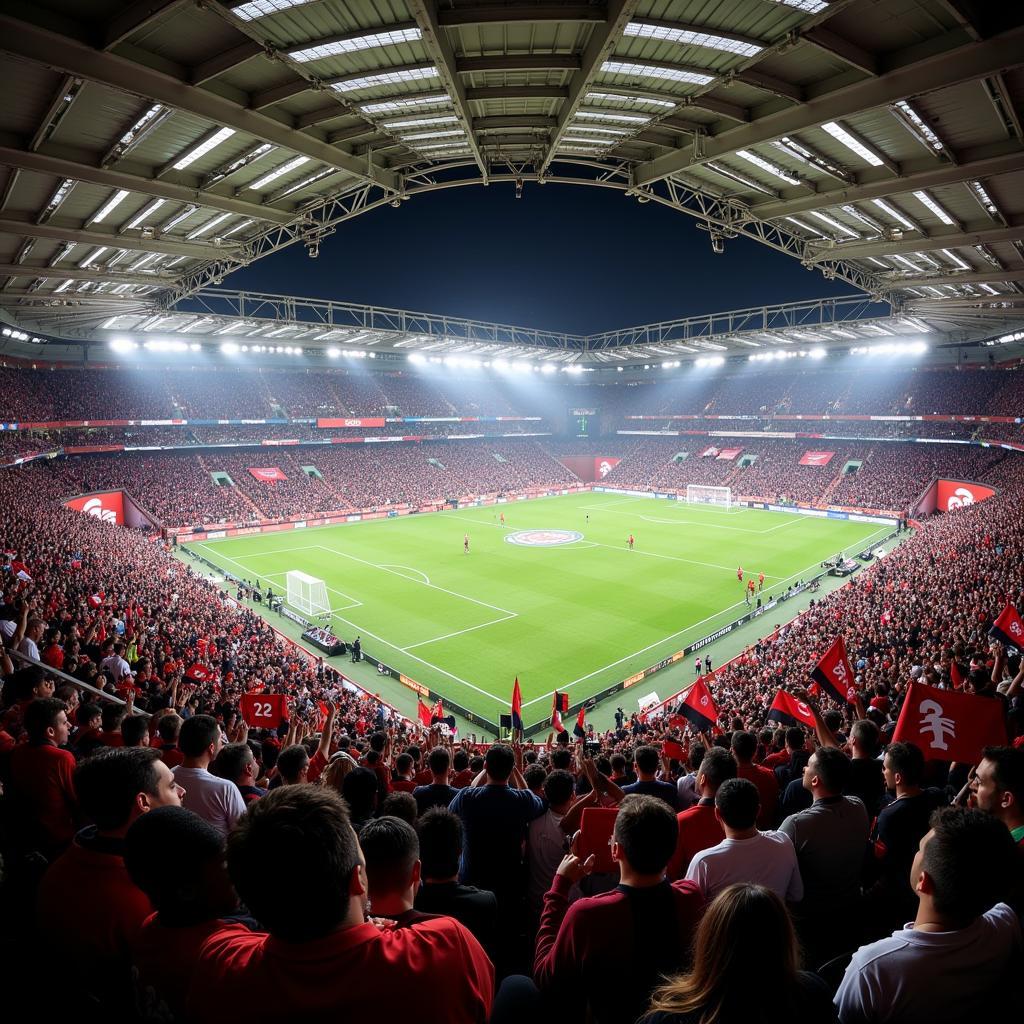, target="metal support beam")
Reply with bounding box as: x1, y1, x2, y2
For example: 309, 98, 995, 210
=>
808, 221, 1024, 260
731, 70, 803, 103
686, 95, 750, 123
0, 146, 293, 224
473, 115, 557, 130
465, 85, 569, 101
636, 24, 1024, 186
0, 215, 228, 258
104, 0, 188, 49
895, 268, 1024, 287
0, 262, 177, 286
750, 145, 1024, 220
540, 0, 640, 174
250, 78, 308, 110
801, 26, 878, 75
327, 123, 378, 145
407, 0, 489, 178
191, 40, 264, 85
456, 54, 581, 73
0, 15, 400, 193
438, 5, 606, 25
